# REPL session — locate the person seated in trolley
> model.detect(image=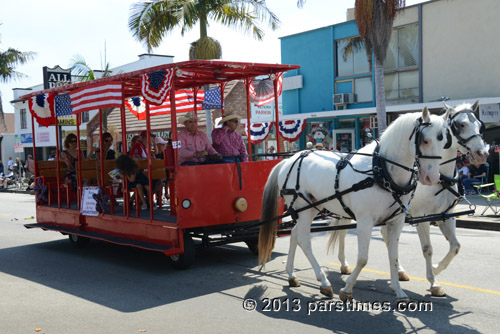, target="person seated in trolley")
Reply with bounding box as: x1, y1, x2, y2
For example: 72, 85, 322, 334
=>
89, 132, 116, 160
178, 111, 221, 165
128, 130, 153, 160
115, 154, 150, 210
211, 112, 248, 163
60, 133, 84, 192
